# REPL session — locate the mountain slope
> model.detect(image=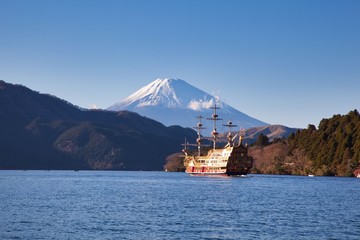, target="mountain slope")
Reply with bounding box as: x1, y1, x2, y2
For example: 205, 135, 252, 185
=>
0, 80, 82, 122
0, 80, 196, 170
244, 125, 299, 143
107, 78, 268, 129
